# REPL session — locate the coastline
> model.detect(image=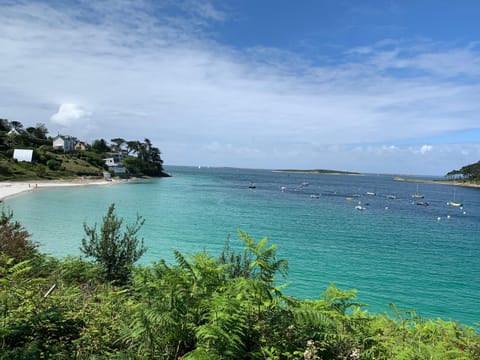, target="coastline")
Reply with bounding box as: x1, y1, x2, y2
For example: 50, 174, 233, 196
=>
0, 178, 127, 202
393, 177, 480, 188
